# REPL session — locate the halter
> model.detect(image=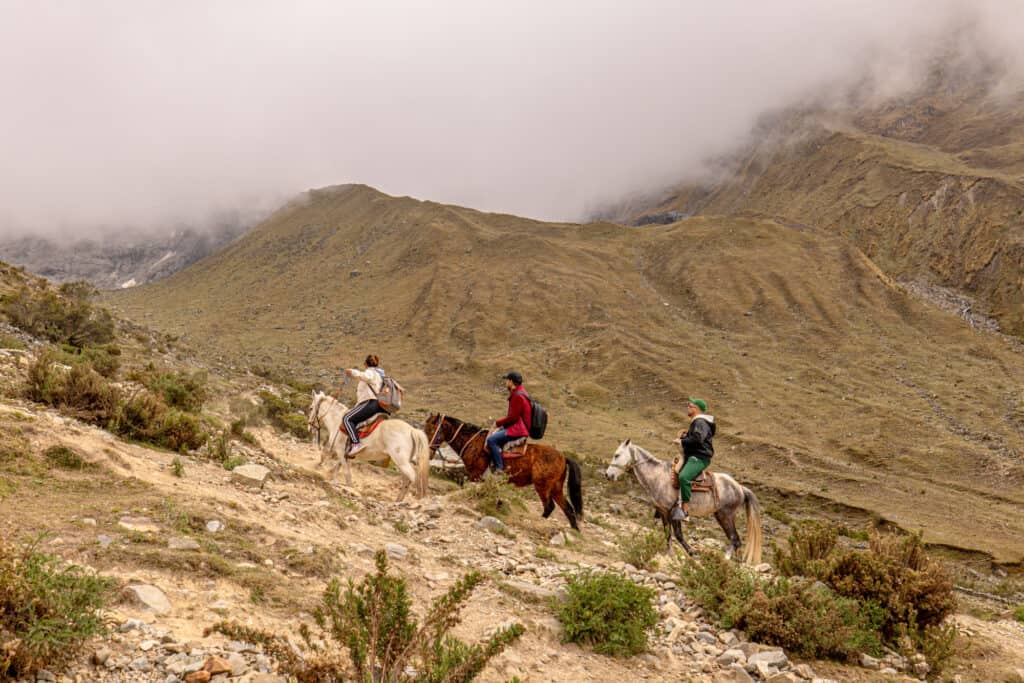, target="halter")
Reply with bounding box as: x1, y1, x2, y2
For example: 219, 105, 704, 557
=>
429, 414, 486, 461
